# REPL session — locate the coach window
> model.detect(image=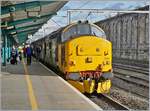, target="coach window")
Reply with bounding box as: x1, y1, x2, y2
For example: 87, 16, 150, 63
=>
91, 25, 106, 38
49, 42, 52, 49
